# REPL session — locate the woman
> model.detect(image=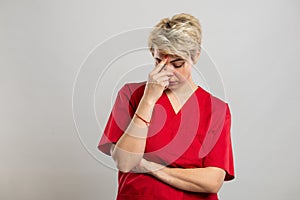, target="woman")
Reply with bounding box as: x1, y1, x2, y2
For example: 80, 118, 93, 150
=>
98, 13, 235, 200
